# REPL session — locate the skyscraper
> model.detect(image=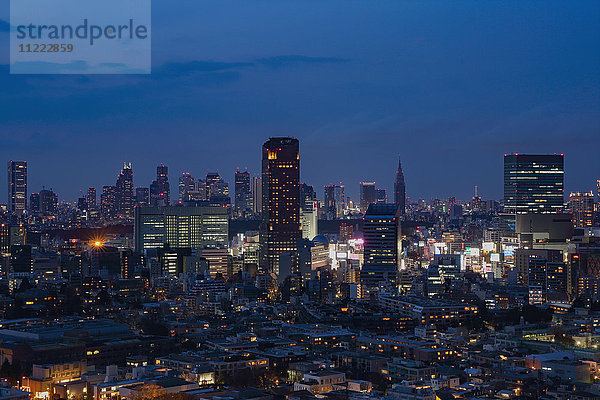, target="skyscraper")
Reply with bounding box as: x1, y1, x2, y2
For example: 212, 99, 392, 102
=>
7, 161, 27, 215
360, 203, 402, 294
394, 156, 406, 215
569, 192, 595, 228
260, 137, 301, 275
324, 184, 345, 220
101, 185, 117, 220
234, 170, 252, 218
359, 182, 377, 212
39, 188, 58, 216
150, 164, 170, 206
86, 187, 97, 209
504, 154, 564, 214
206, 172, 229, 200
178, 172, 195, 203
376, 188, 387, 204
252, 176, 262, 215
301, 183, 318, 240
115, 162, 134, 219
136, 187, 150, 207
